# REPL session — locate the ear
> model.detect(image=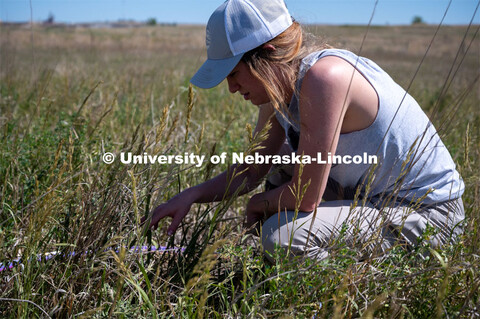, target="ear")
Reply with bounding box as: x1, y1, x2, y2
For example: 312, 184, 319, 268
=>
262, 43, 276, 51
